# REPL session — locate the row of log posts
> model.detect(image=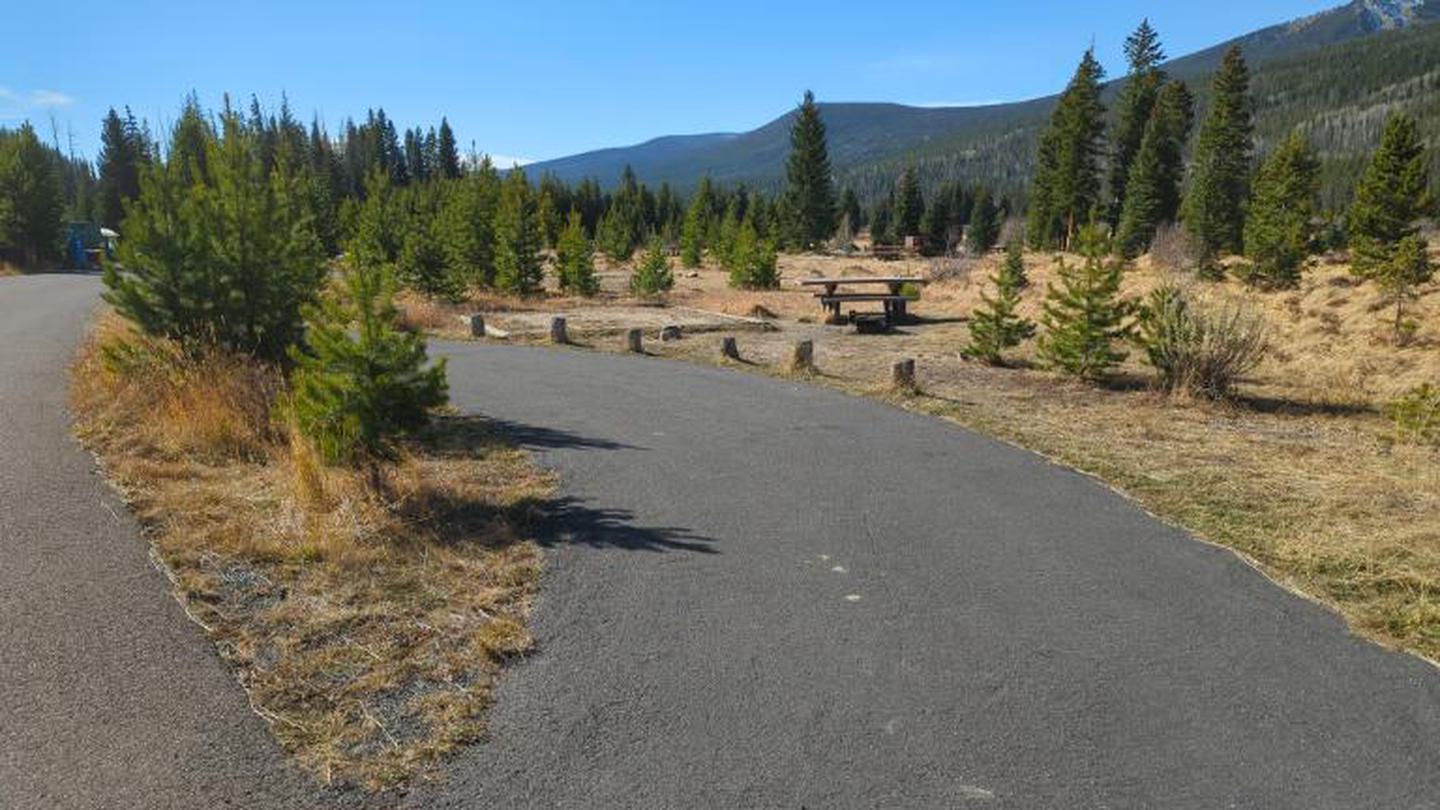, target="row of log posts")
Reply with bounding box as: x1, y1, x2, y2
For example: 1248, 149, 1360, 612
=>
541, 316, 916, 393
